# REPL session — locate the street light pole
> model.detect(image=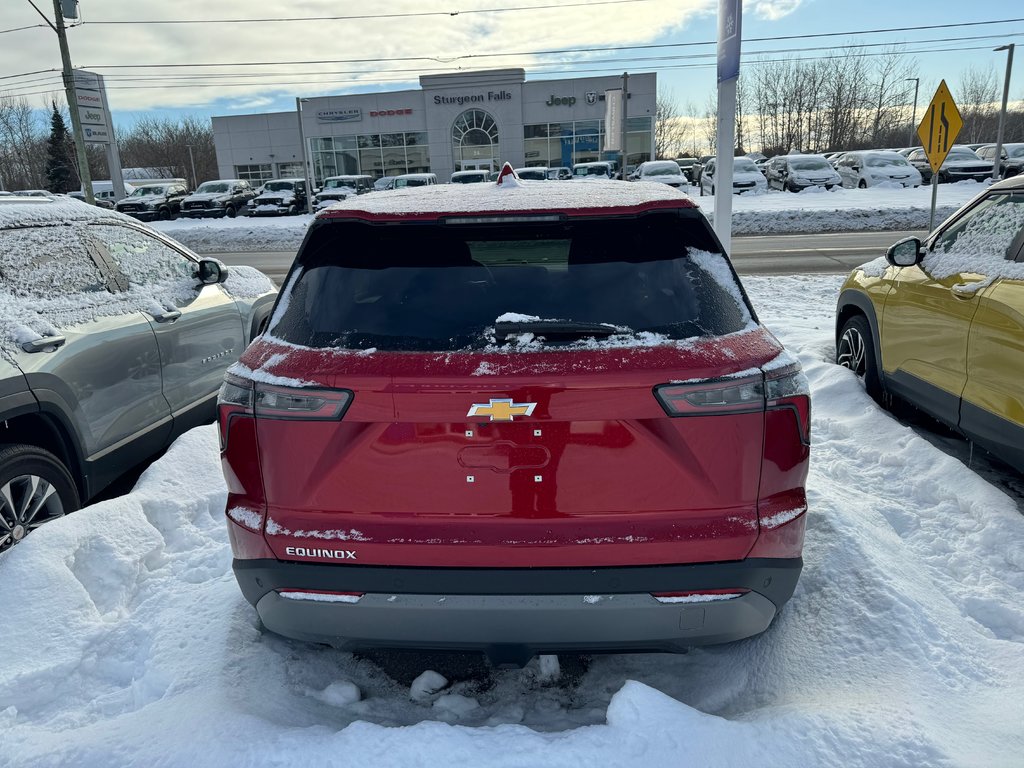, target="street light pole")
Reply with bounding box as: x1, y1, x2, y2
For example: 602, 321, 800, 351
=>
295, 97, 313, 214
993, 44, 1015, 180
185, 144, 198, 190
905, 77, 920, 148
